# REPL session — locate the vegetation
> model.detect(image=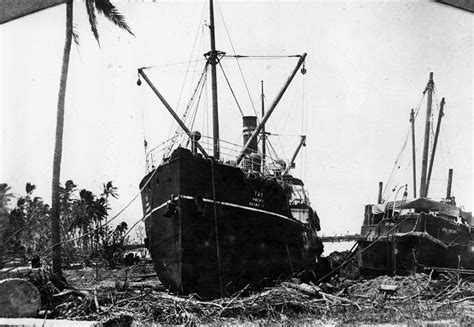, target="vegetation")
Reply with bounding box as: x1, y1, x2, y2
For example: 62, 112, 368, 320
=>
1, 181, 130, 269
3, 183, 51, 263
51, 0, 133, 277
0, 183, 15, 267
